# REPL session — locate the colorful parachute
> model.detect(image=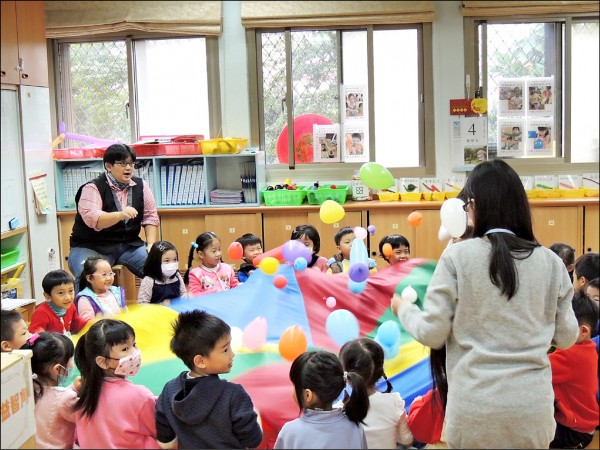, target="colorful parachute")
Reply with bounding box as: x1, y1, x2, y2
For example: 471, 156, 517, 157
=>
72, 258, 436, 448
